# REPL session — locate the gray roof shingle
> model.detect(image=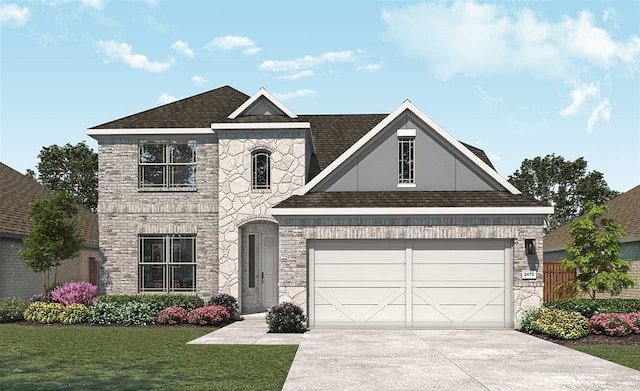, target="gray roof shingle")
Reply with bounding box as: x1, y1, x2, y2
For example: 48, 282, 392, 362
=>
0, 163, 98, 245
274, 191, 545, 209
